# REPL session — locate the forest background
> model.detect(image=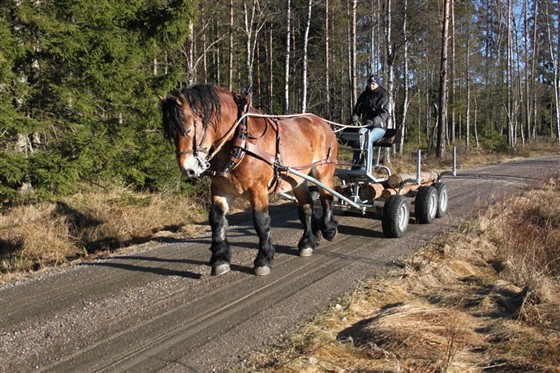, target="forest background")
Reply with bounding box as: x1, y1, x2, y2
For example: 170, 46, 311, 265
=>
0, 0, 559, 200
